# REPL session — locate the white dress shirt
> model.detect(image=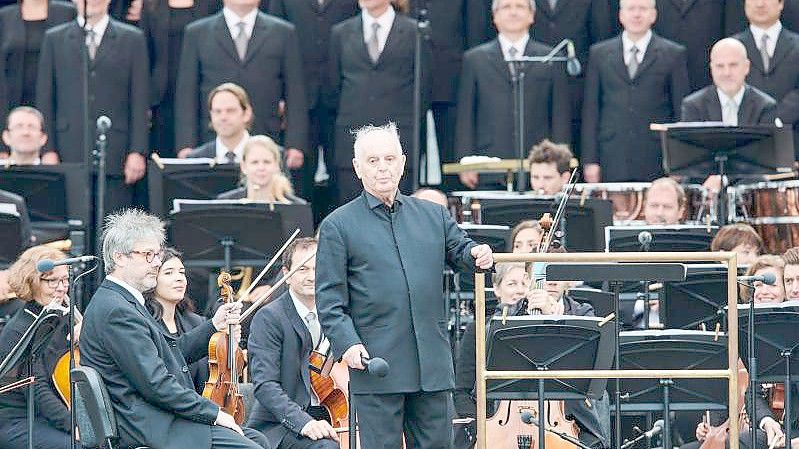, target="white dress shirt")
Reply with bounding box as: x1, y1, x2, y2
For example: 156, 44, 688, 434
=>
361, 6, 395, 53
622, 30, 652, 65
106, 275, 146, 307
214, 131, 250, 163
717, 86, 746, 126
498, 33, 530, 60
750, 21, 782, 58
77, 14, 110, 46
223, 7, 257, 40
289, 290, 320, 406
